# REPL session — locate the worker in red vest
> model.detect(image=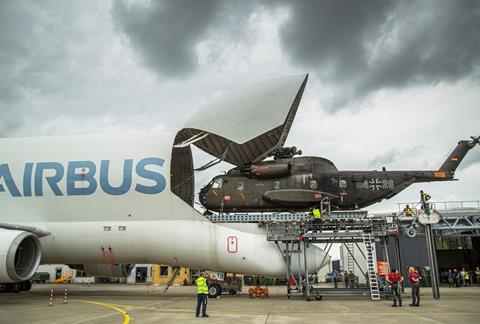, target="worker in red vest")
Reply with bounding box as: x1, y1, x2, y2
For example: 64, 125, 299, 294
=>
409, 266, 422, 306
386, 268, 404, 307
